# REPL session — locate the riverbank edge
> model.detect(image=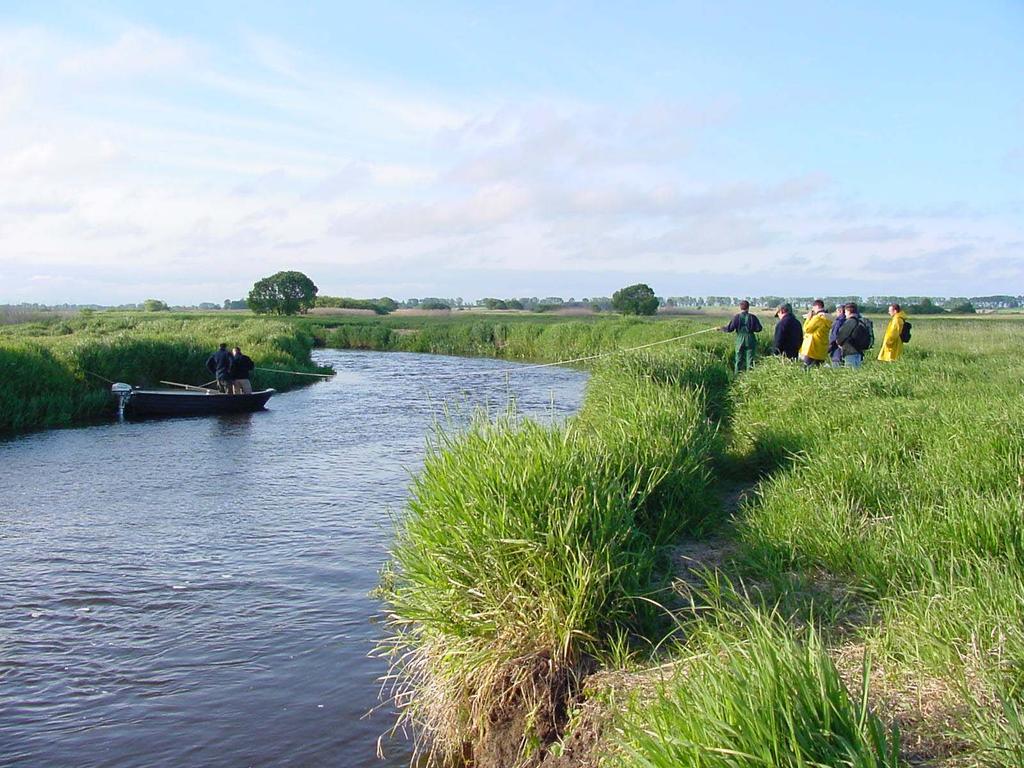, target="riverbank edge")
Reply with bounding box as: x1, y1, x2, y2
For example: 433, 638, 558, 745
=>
378, 347, 735, 767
